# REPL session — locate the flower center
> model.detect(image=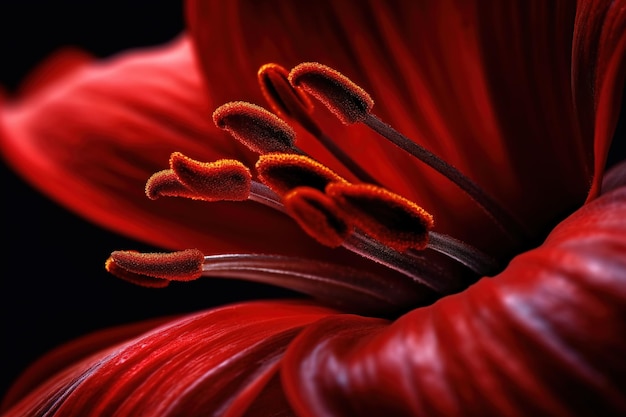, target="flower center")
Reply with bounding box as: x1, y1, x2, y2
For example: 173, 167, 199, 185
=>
106, 62, 527, 316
